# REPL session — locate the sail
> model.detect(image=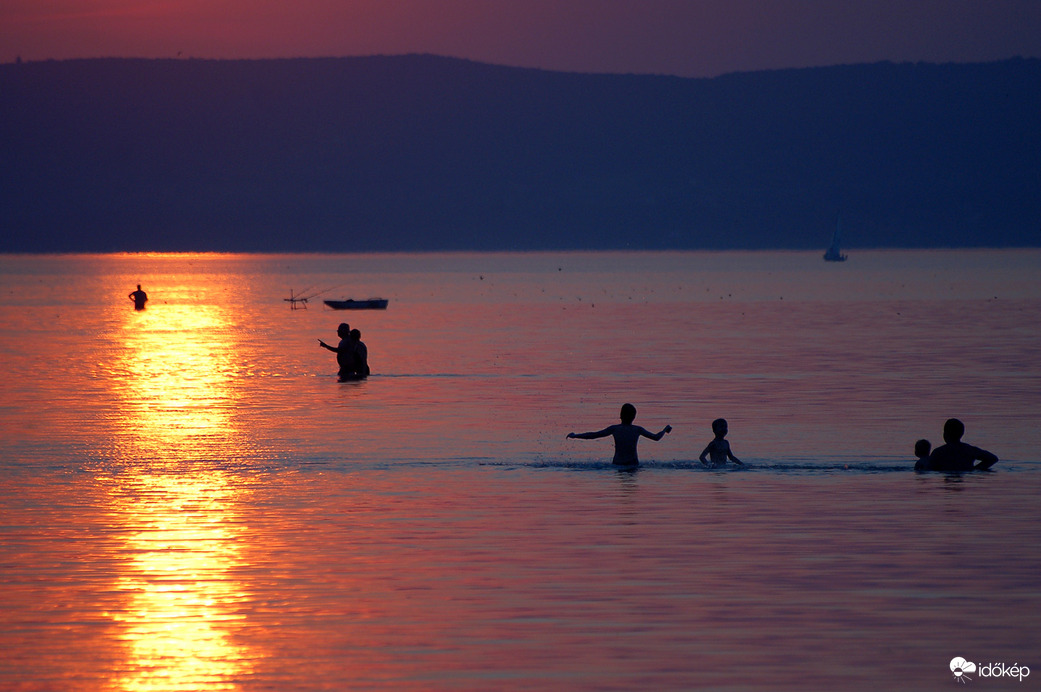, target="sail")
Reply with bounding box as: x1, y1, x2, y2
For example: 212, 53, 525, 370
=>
823, 218, 847, 261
